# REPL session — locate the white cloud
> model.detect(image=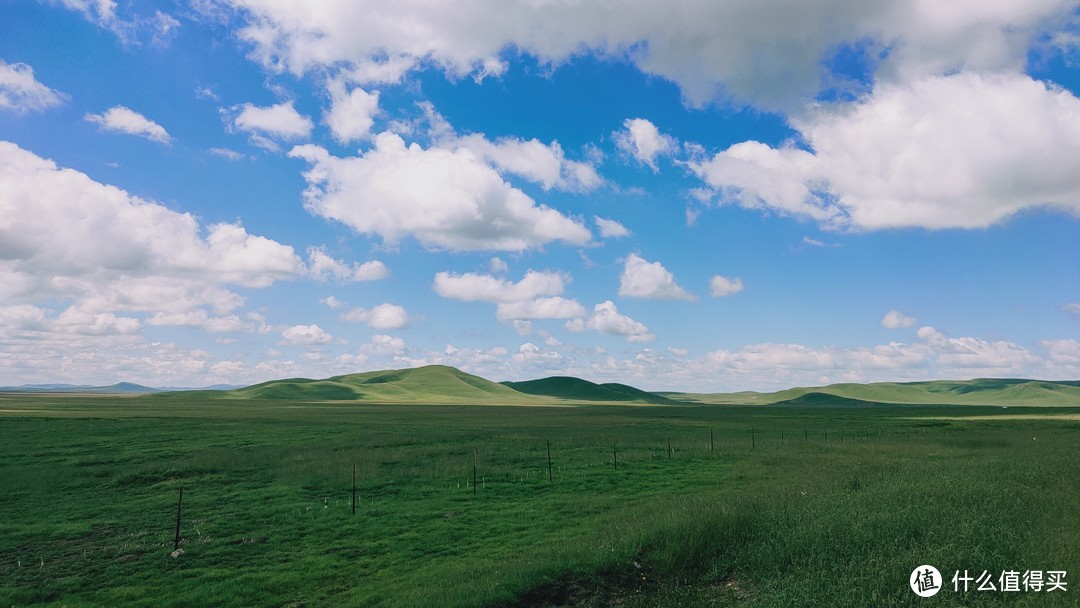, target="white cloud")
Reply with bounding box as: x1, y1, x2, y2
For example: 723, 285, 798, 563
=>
488, 257, 509, 274
0, 141, 302, 315
325, 79, 380, 144
915, 325, 1038, 370
321, 296, 345, 309
614, 118, 677, 170
433, 269, 567, 303
801, 236, 837, 248
619, 254, 694, 300
1064, 302, 1080, 318
340, 55, 416, 85
0, 141, 309, 386
359, 334, 406, 356
691, 73, 1080, 230
451, 133, 602, 192
230, 101, 313, 144
222, 0, 1076, 109
291, 133, 591, 251
881, 309, 916, 329
0, 60, 67, 114
54, 1, 182, 46
401, 103, 602, 193
495, 297, 586, 321
279, 324, 335, 346
667, 346, 690, 357
595, 216, 630, 238
146, 310, 254, 333
342, 303, 410, 329
709, 275, 744, 297
147, 10, 181, 47
85, 106, 172, 144
566, 300, 655, 342
306, 246, 389, 282
1042, 338, 1080, 365
209, 147, 246, 160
